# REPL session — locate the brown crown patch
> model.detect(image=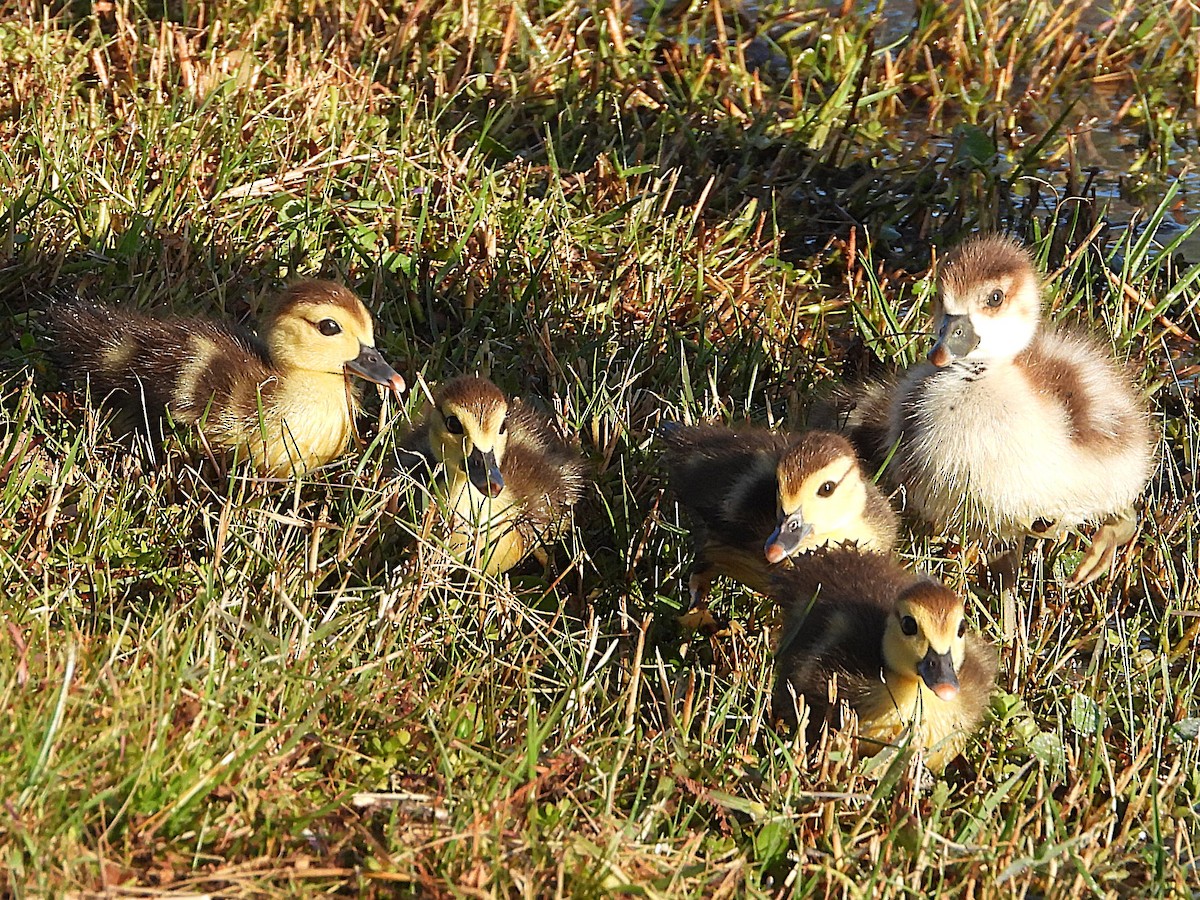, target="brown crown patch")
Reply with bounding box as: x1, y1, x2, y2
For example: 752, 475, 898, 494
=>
276, 280, 370, 329
777, 431, 859, 486
436, 375, 509, 417
896, 578, 964, 625
939, 234, 1037, 296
